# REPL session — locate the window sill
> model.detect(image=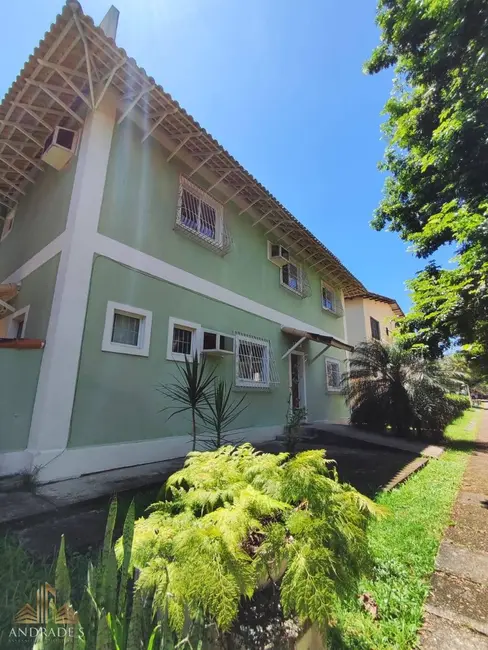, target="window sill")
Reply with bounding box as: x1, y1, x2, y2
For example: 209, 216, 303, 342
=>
102, 342, 149, 357
235, 381, 271, 391
174, 220, 231, 256
322, 305, 342, 318
280, 281, 304, 298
